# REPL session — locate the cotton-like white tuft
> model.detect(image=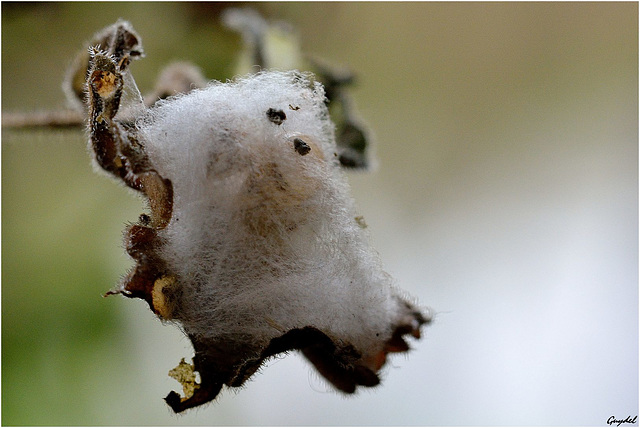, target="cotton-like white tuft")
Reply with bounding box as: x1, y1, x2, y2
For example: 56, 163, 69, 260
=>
137, 70, 416, 360
82, 16, 429, 412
